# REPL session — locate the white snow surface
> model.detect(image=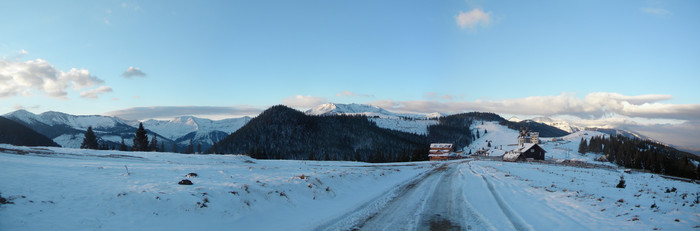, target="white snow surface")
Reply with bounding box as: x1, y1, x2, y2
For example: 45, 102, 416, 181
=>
0, 145, 697, 230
